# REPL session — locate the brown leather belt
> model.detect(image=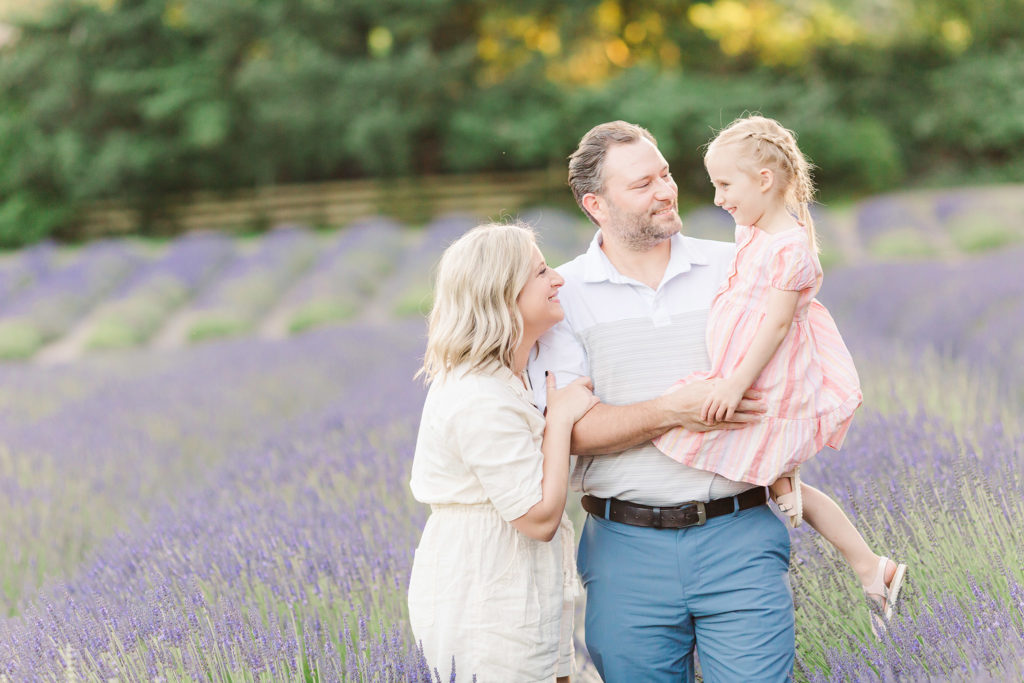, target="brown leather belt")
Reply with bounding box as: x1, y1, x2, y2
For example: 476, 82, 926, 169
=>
581, 487, 768, 529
